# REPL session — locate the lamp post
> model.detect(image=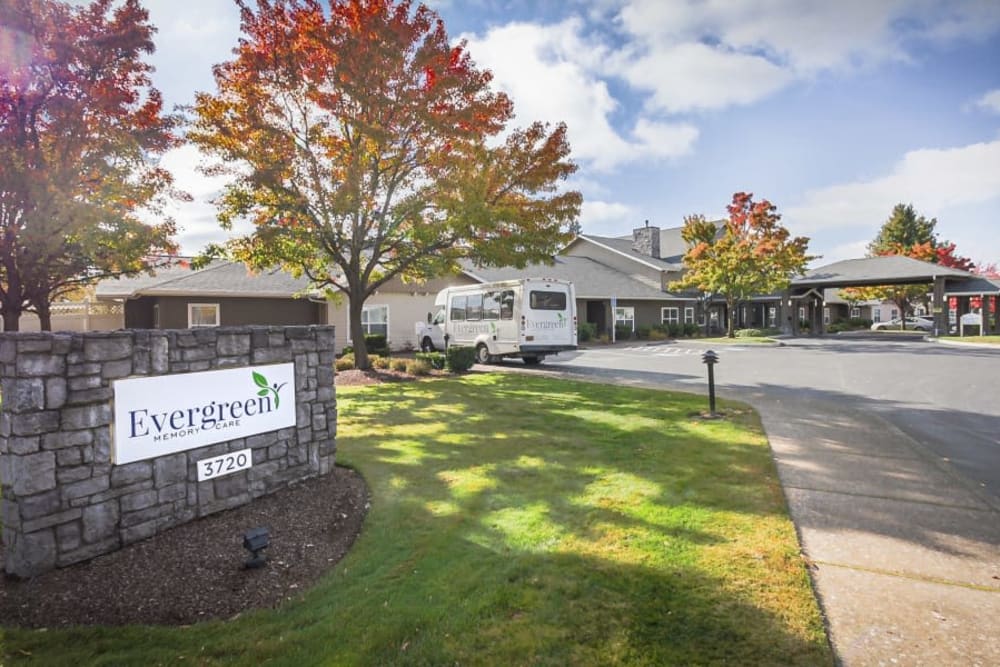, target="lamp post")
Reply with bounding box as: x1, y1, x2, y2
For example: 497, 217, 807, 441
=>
701, 349, 719, 417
